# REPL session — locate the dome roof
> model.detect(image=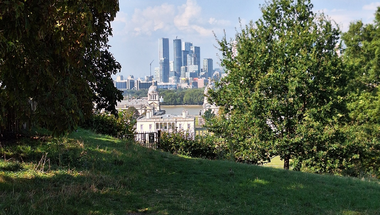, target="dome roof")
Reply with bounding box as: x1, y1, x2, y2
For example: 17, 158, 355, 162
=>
148, 82, 158, 94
